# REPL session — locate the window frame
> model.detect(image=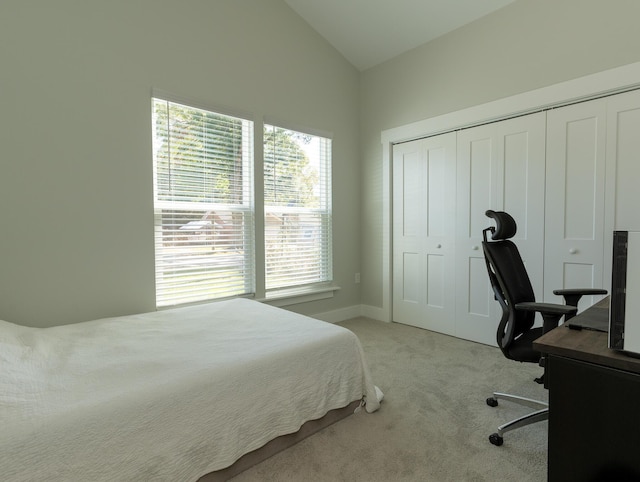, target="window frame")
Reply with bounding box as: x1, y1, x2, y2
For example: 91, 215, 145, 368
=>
262, 121, 334, 296
151, 92, 339, 309
151, 94, 256, 307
